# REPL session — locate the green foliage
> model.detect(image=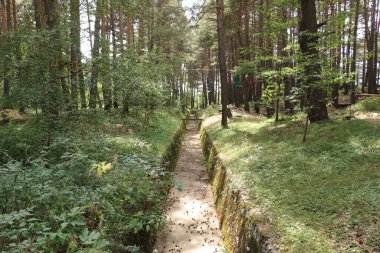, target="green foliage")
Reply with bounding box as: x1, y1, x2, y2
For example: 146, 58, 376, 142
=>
201, 104, 221, 118
0, 121, 46, 163
0, 110, 181, 252
261, 70, 285, 106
